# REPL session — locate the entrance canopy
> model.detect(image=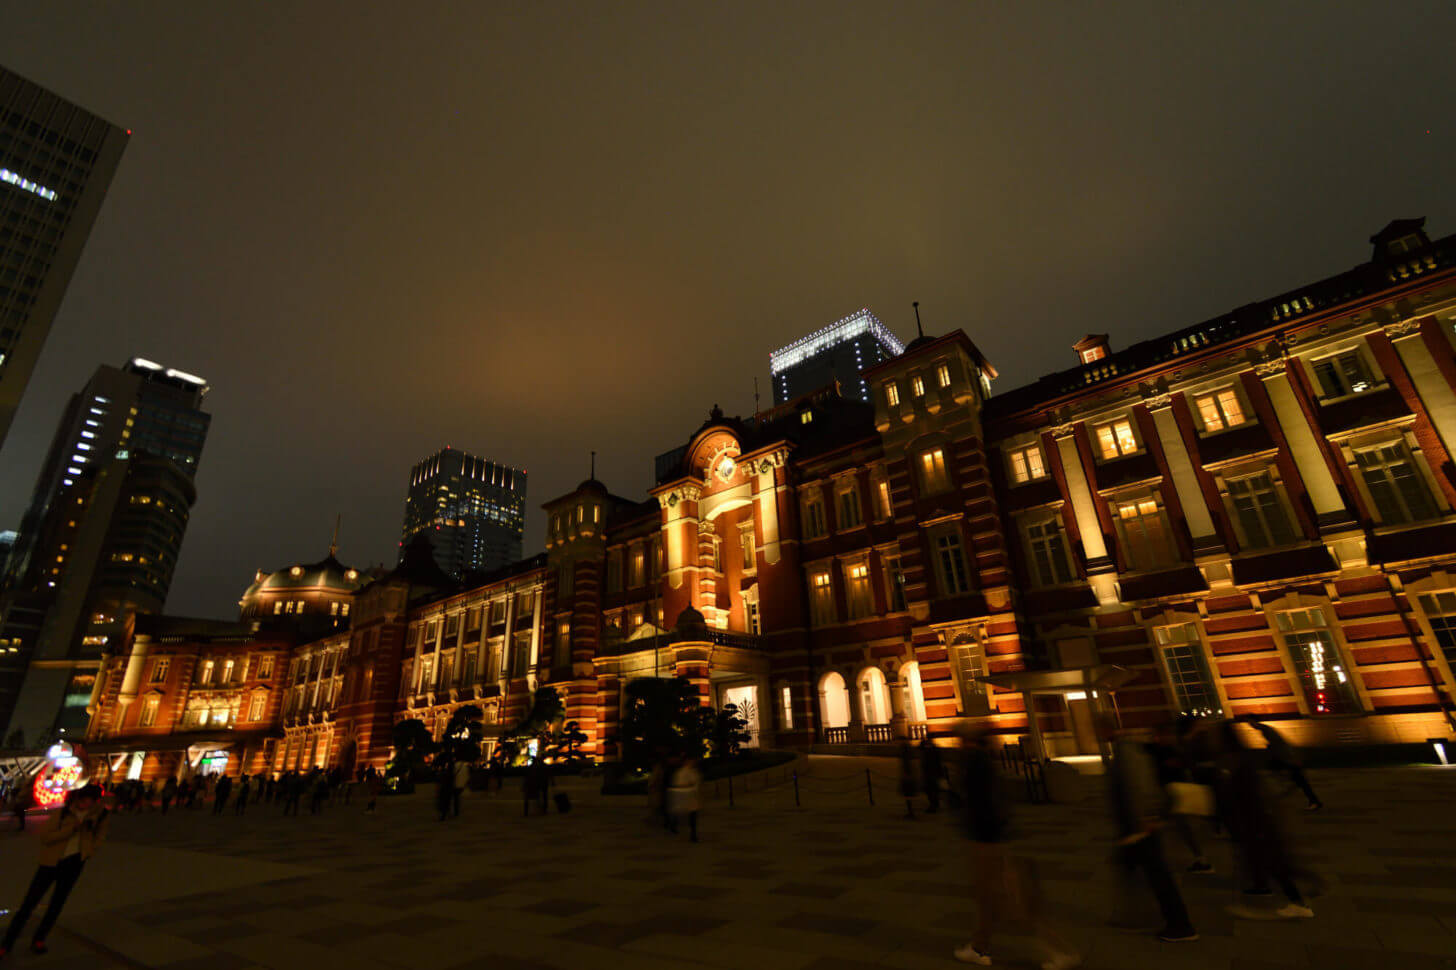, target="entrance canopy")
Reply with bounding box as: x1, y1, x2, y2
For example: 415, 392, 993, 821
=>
984, 665, 1134, 763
